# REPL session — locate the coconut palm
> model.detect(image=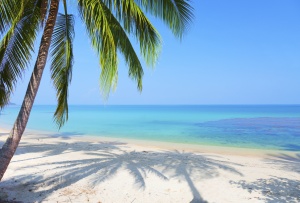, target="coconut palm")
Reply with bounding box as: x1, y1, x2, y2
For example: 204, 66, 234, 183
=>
0, 0, 193, 180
